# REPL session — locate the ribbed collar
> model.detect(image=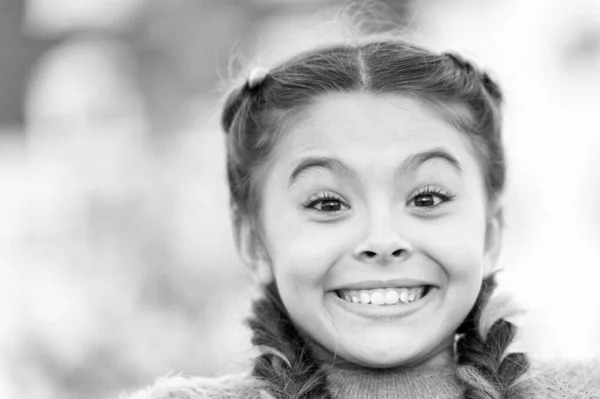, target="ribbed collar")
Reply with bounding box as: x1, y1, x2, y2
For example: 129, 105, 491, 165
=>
324, 364, 464, 399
